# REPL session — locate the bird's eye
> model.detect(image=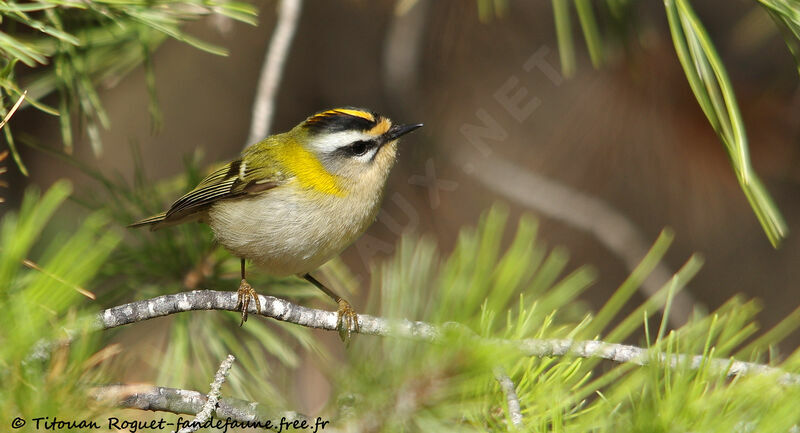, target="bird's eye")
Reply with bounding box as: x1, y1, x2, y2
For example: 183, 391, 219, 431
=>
349, 140, 371, 156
